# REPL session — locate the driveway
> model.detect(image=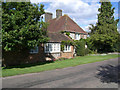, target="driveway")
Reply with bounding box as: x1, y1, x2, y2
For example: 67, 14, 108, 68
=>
2, 58, 119, 88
